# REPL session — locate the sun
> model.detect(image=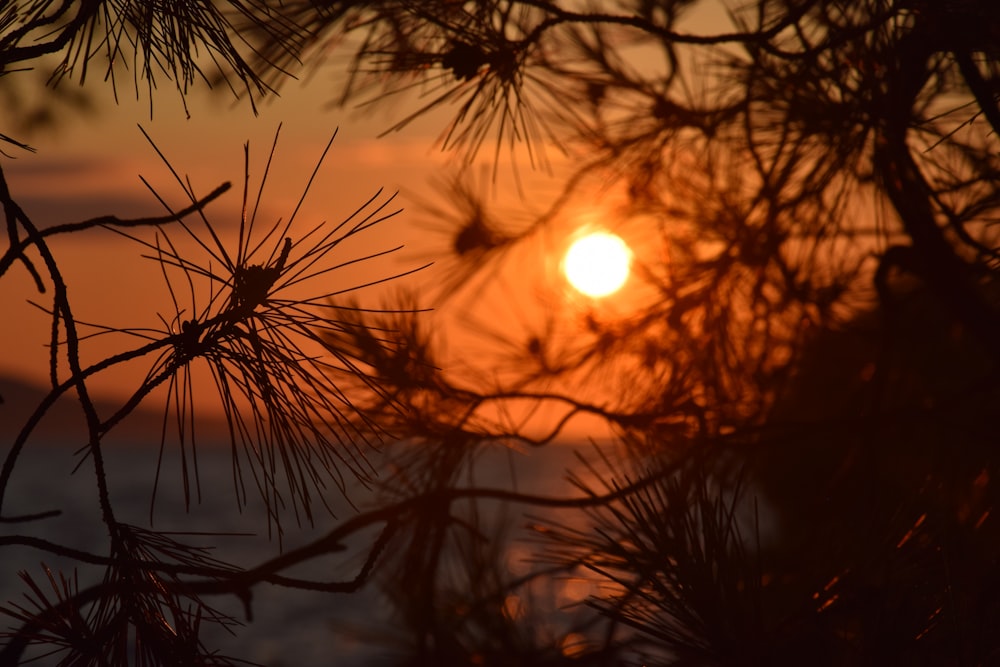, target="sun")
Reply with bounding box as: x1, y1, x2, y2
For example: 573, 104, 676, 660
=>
563, 231, 632, 298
